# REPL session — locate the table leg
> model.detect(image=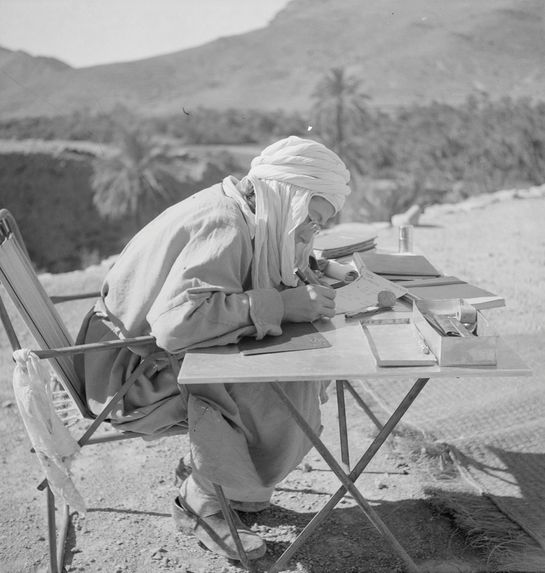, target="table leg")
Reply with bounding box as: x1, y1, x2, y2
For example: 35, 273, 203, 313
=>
336, 380, 350, 472
343, 379, 384, 432
46, 485, 58, 573
213, 484, 251, 570
269, 377, 429, 573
